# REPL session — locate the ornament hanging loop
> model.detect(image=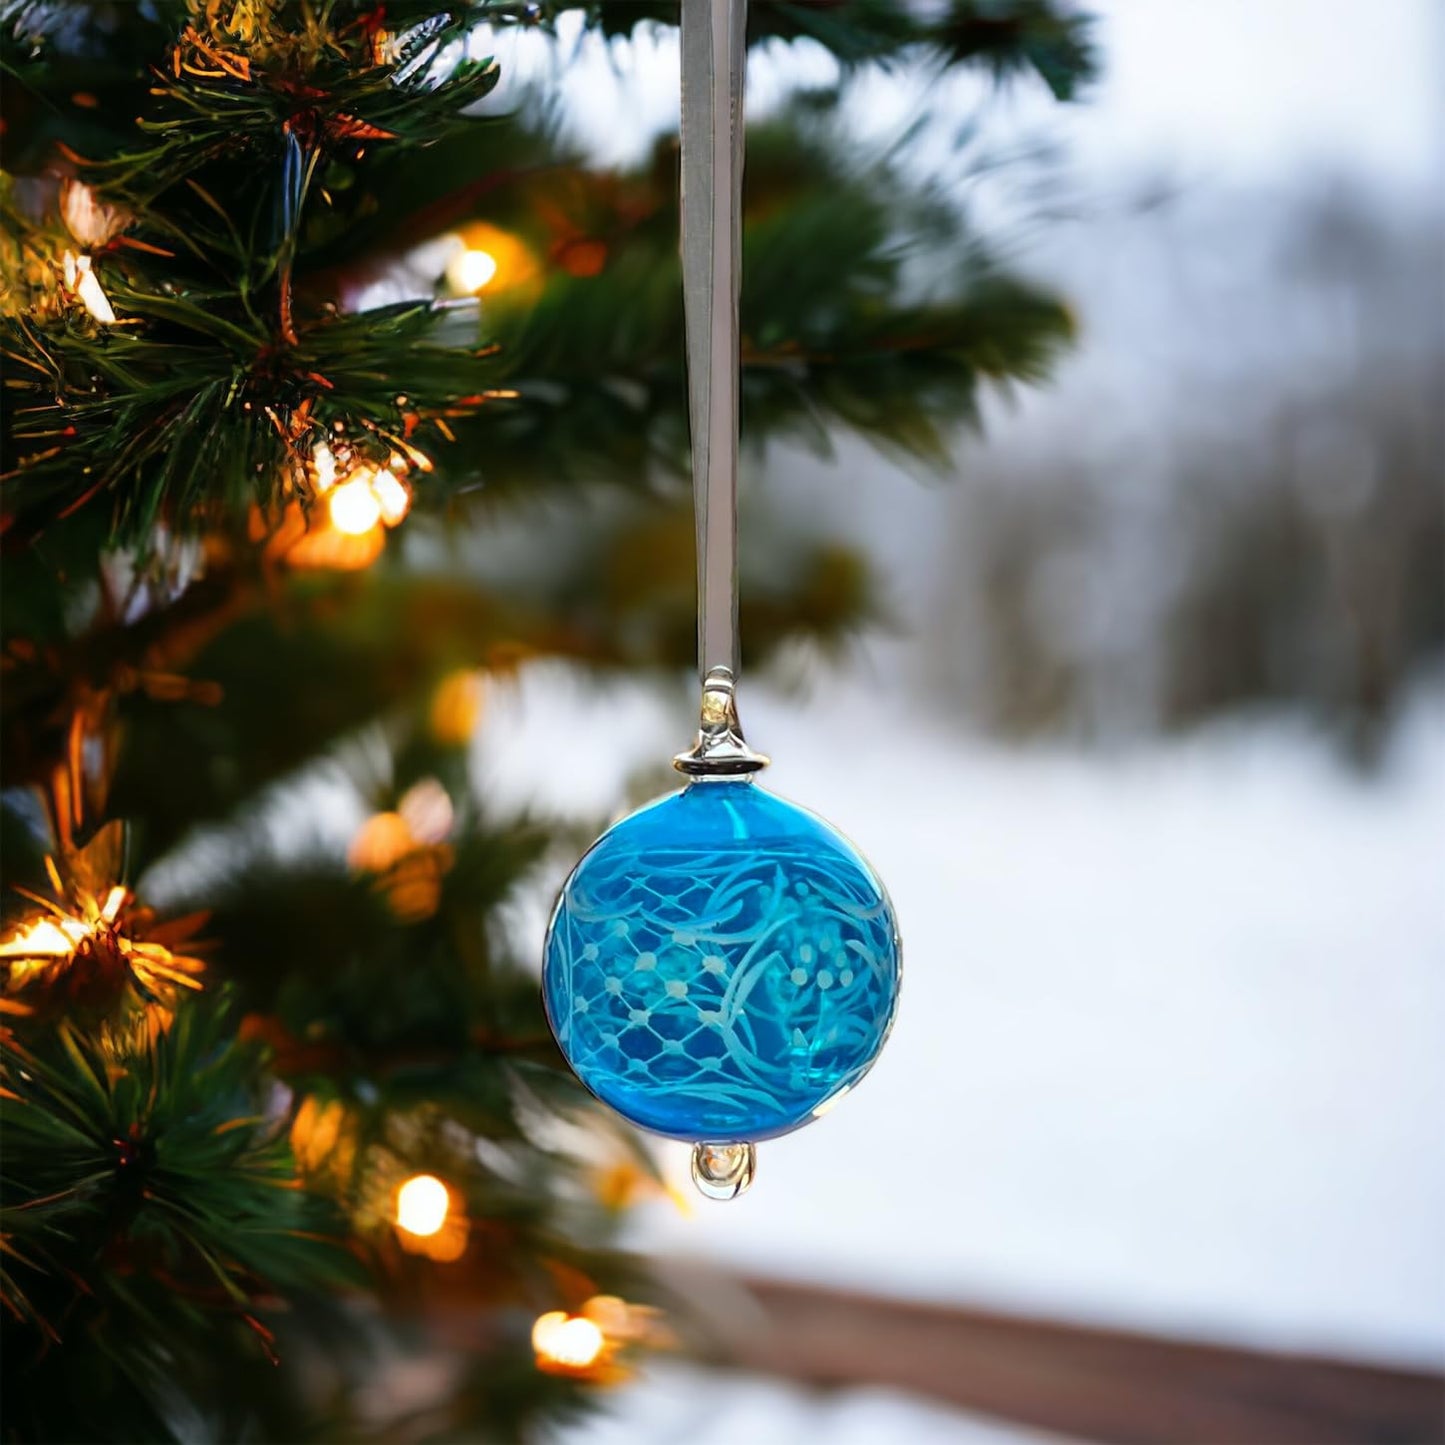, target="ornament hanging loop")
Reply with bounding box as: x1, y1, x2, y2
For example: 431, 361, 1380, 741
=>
679, 0, 763, 774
